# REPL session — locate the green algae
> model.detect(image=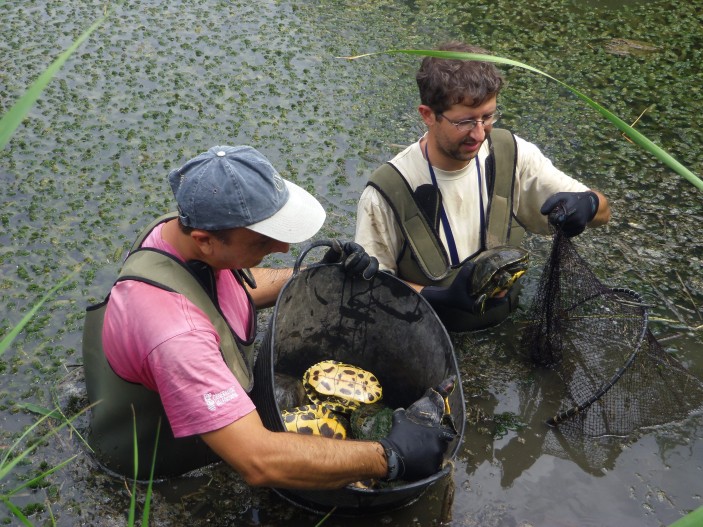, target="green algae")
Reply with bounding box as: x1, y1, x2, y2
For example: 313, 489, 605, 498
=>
0, 0, 701, 525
